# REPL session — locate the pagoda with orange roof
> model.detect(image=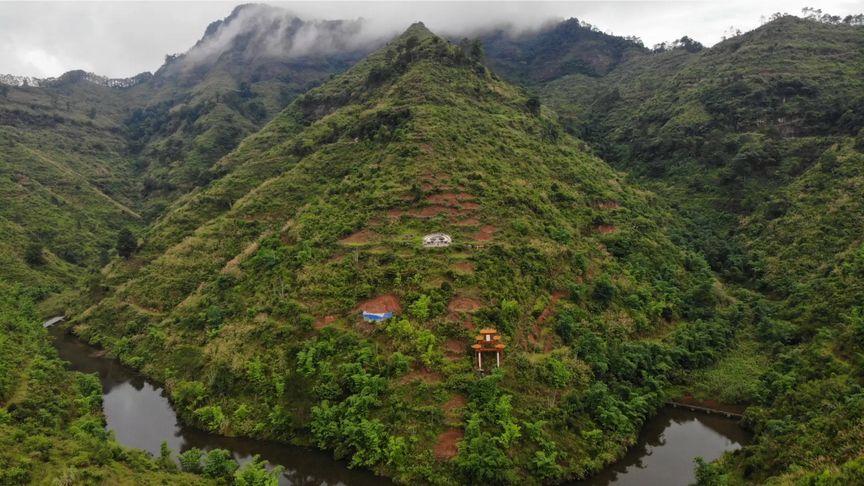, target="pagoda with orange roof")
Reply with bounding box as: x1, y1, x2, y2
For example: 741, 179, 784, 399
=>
471, 328, 505, 371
